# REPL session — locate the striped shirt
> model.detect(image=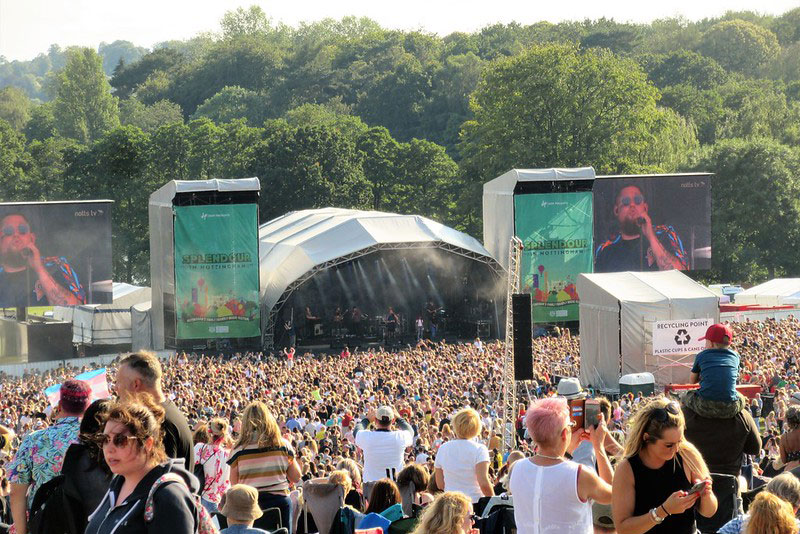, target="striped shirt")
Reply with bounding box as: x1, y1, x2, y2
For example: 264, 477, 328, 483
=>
227, 442, 294, 494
